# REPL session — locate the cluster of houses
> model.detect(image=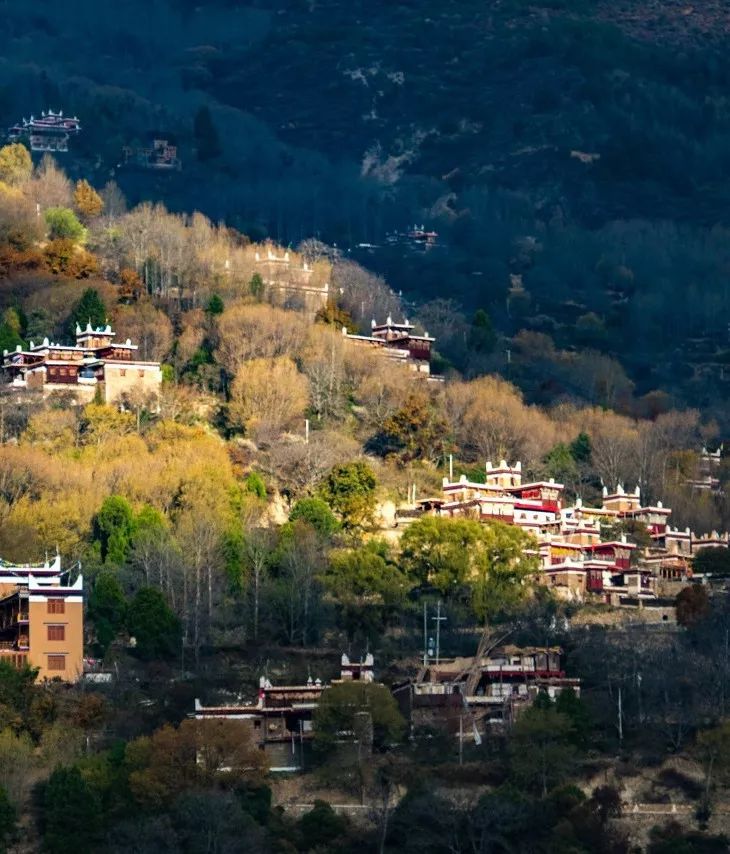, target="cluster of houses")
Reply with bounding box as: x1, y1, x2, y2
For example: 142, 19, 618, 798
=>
194, 646, 577, 768
2, 322, 162, 405
7, 109, 81, 152
397, 459, 728, 606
